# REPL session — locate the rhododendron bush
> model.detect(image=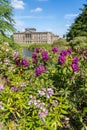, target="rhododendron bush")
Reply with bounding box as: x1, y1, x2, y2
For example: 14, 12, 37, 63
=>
0, 42, 87, 130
